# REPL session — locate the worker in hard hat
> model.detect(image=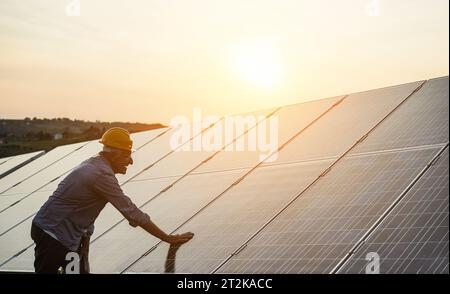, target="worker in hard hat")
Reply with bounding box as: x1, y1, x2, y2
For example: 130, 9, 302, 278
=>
31, 127, 194, 274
